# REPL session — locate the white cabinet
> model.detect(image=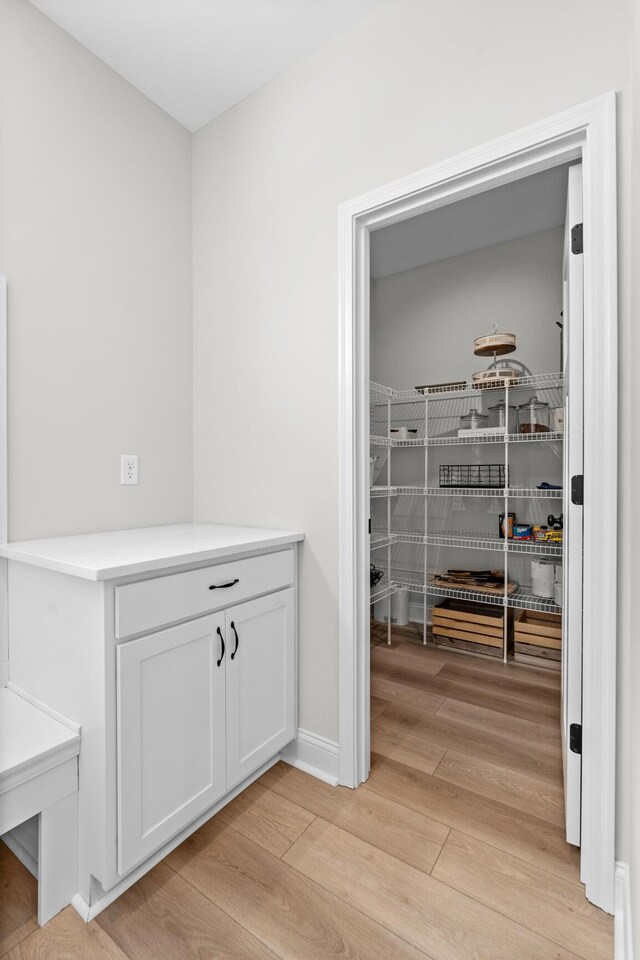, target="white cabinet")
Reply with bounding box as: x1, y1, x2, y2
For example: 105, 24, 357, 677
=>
116, 587, 295, 874
117, 614, 226, 874
3, 525, 302, 911
226, 590, 295, 787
